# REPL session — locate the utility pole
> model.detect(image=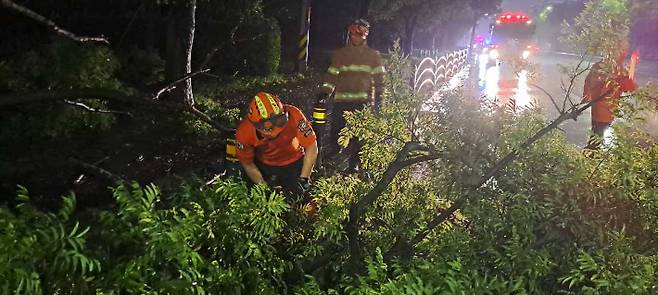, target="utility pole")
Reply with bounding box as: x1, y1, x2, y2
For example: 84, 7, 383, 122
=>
296, 0, 312, 73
